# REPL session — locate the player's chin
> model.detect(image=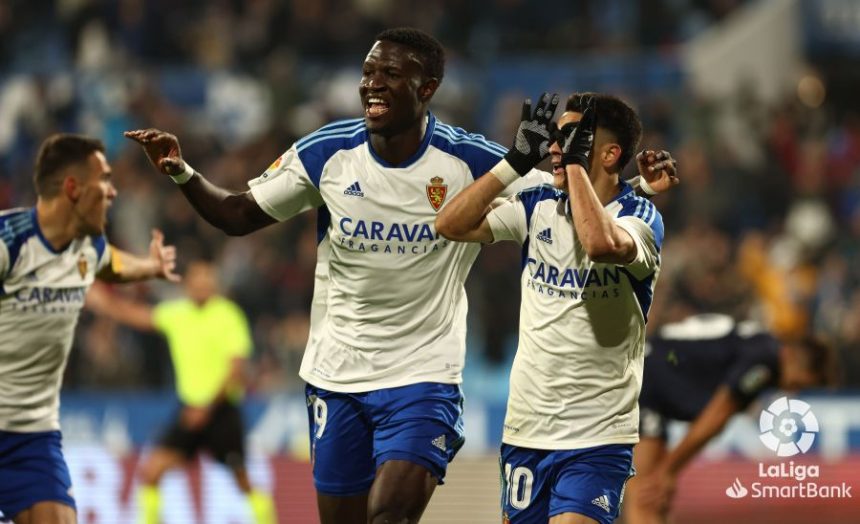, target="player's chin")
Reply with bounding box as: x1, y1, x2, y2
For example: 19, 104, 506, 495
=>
552, 173, 567, 191
89, 218, 107, 236
365, 119, 396, 137
365, 111, 395, 128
